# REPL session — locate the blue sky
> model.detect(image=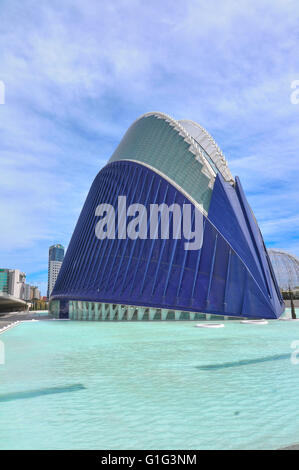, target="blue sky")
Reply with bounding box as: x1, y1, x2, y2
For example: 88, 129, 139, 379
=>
0, 0, 298, 295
